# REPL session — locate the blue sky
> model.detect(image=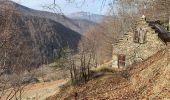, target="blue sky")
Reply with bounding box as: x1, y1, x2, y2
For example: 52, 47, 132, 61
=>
11, 0, 112, 15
